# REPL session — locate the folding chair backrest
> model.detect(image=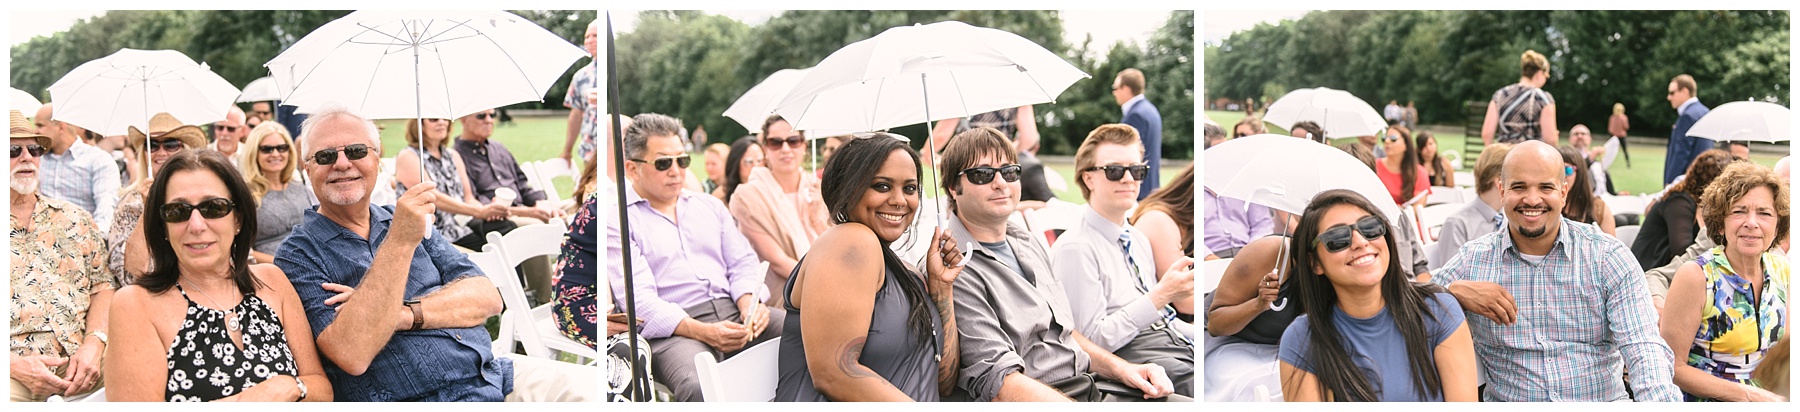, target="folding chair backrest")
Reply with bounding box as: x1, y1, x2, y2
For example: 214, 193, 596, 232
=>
488, 217, 568, 269
469, 245, 549, 358
694, 337, 783, 402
